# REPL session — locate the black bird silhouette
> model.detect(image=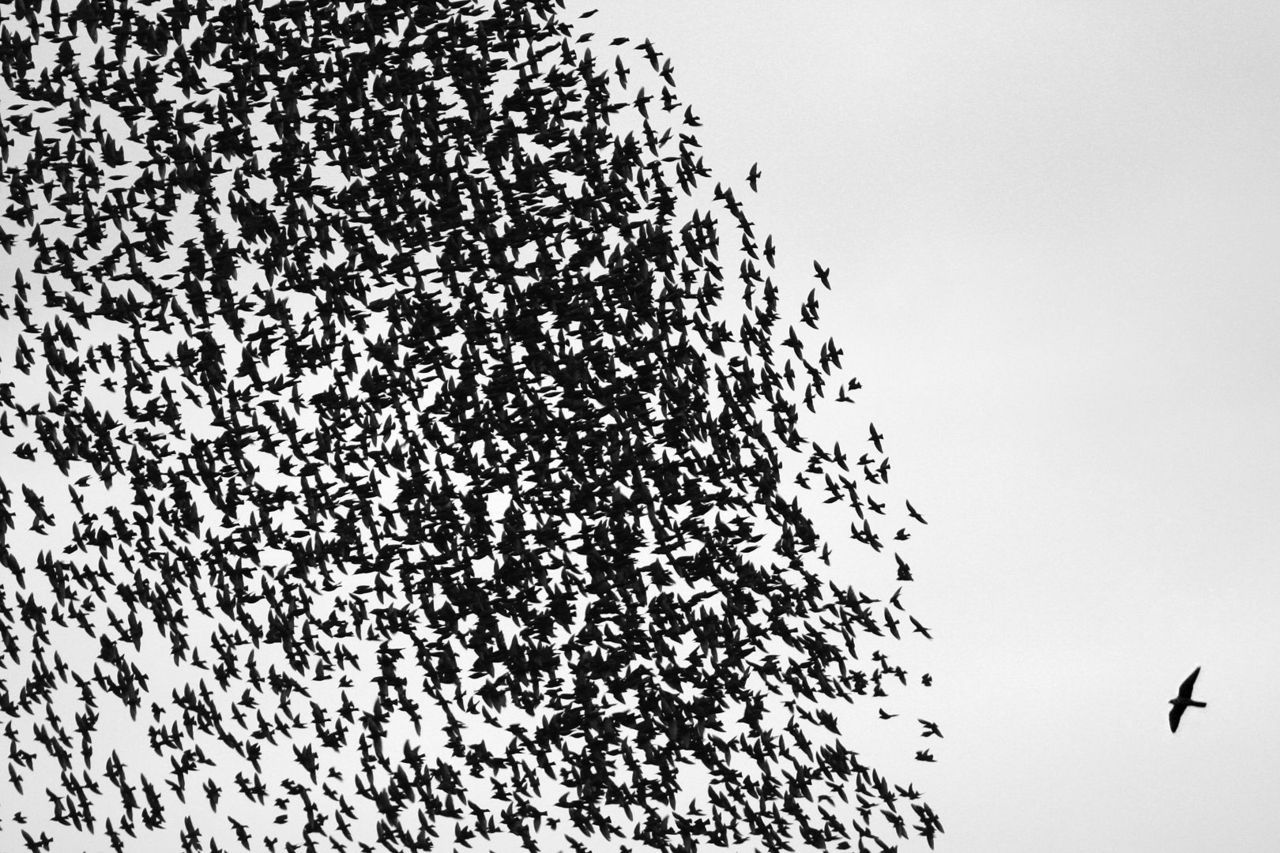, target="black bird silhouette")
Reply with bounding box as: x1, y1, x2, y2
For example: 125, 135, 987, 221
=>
906, 499, 928, 525
869, 422, 885, 453
813, 260, 832, 289
1169, 667, 1207, 733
